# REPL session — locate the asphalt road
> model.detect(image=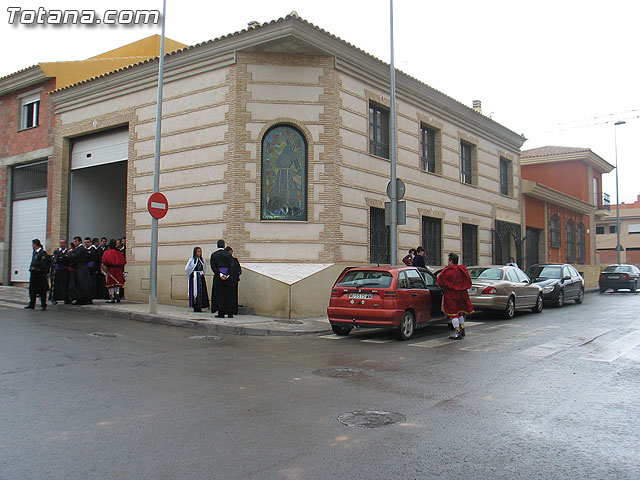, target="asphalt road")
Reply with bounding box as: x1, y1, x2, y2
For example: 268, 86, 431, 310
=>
1, 291, 639, 480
